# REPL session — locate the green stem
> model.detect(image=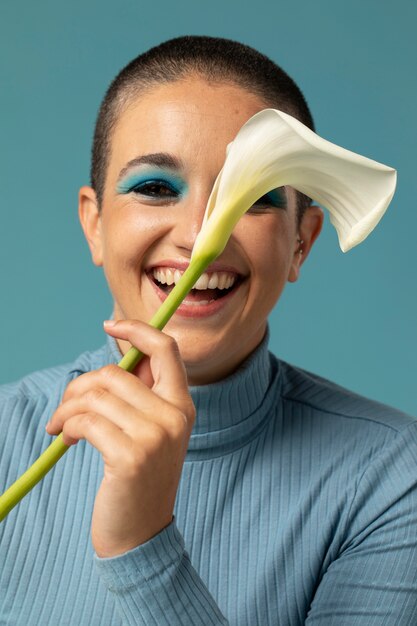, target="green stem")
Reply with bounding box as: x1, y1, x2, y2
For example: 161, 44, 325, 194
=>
117, 256, 213, 372
0, 434, 69, 522
0, 255, 213, 522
